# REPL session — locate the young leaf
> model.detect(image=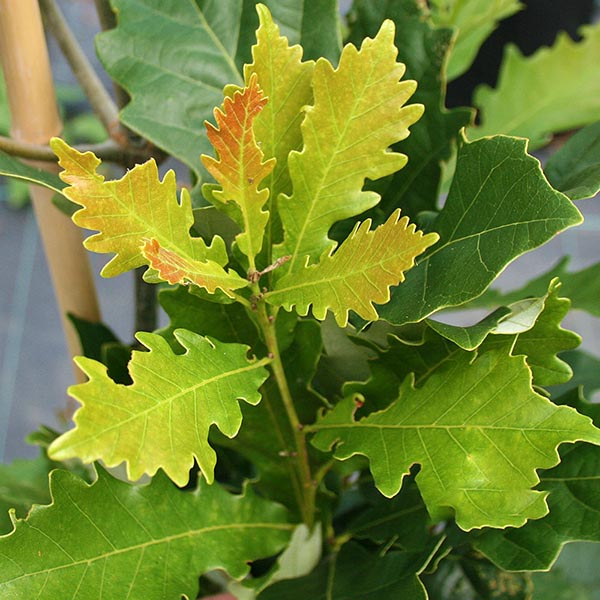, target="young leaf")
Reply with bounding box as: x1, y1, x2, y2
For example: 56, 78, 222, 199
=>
48, 331, 270, 486
202, 74, 275, 265
244, 4, 315, 213
265, 209, 439, 326
0, 468, 292, 599
472, 23, 600, 148
310, 347, 600, 531
346, 1, 469, 221
141, 238, 248, 294
379, 134, 583, 325
275, 20, 424, 274
52, 138, 247, 295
